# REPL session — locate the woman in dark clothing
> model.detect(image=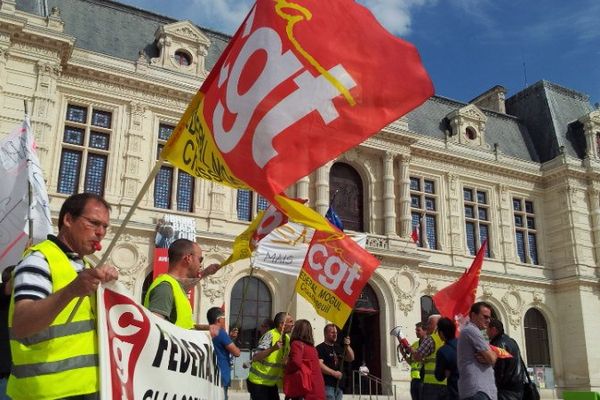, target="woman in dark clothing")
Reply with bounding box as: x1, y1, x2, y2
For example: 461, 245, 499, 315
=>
435, 317, 459, 400
284, 319, 325, 400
